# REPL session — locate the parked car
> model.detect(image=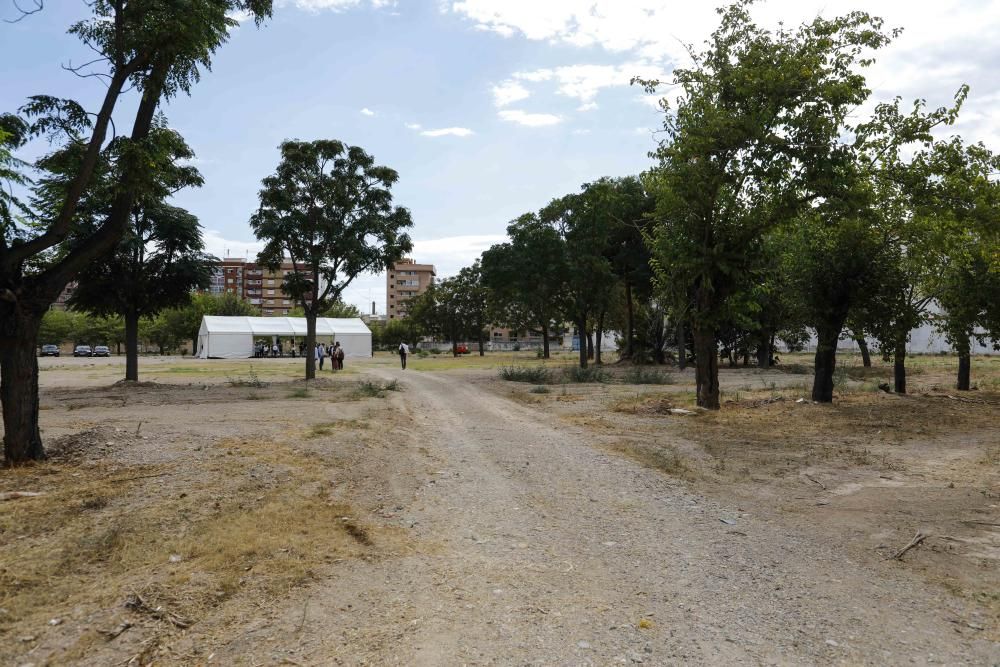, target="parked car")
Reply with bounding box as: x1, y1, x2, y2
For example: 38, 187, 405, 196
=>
40, 344, 60, 357
73, 345, 93, 357
456, 344, 469, 354
93, 345, 111, 357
